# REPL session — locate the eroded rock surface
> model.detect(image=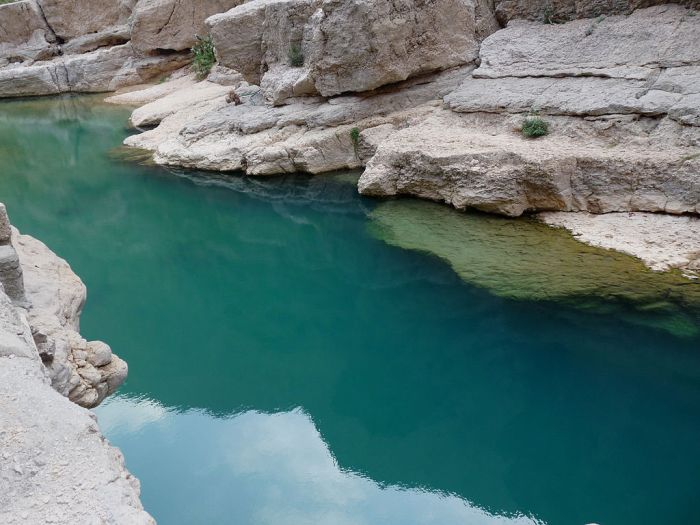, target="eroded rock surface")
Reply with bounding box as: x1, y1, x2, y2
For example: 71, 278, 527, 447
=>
208, 0, 494, 103
13, 228, 128, 408
493, 0, 700, 24
360, 5, 700, 215
0, 0, 243, 97
131, 0, 245, 54
539, 211, 700, 273
0, 206, 151, 524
